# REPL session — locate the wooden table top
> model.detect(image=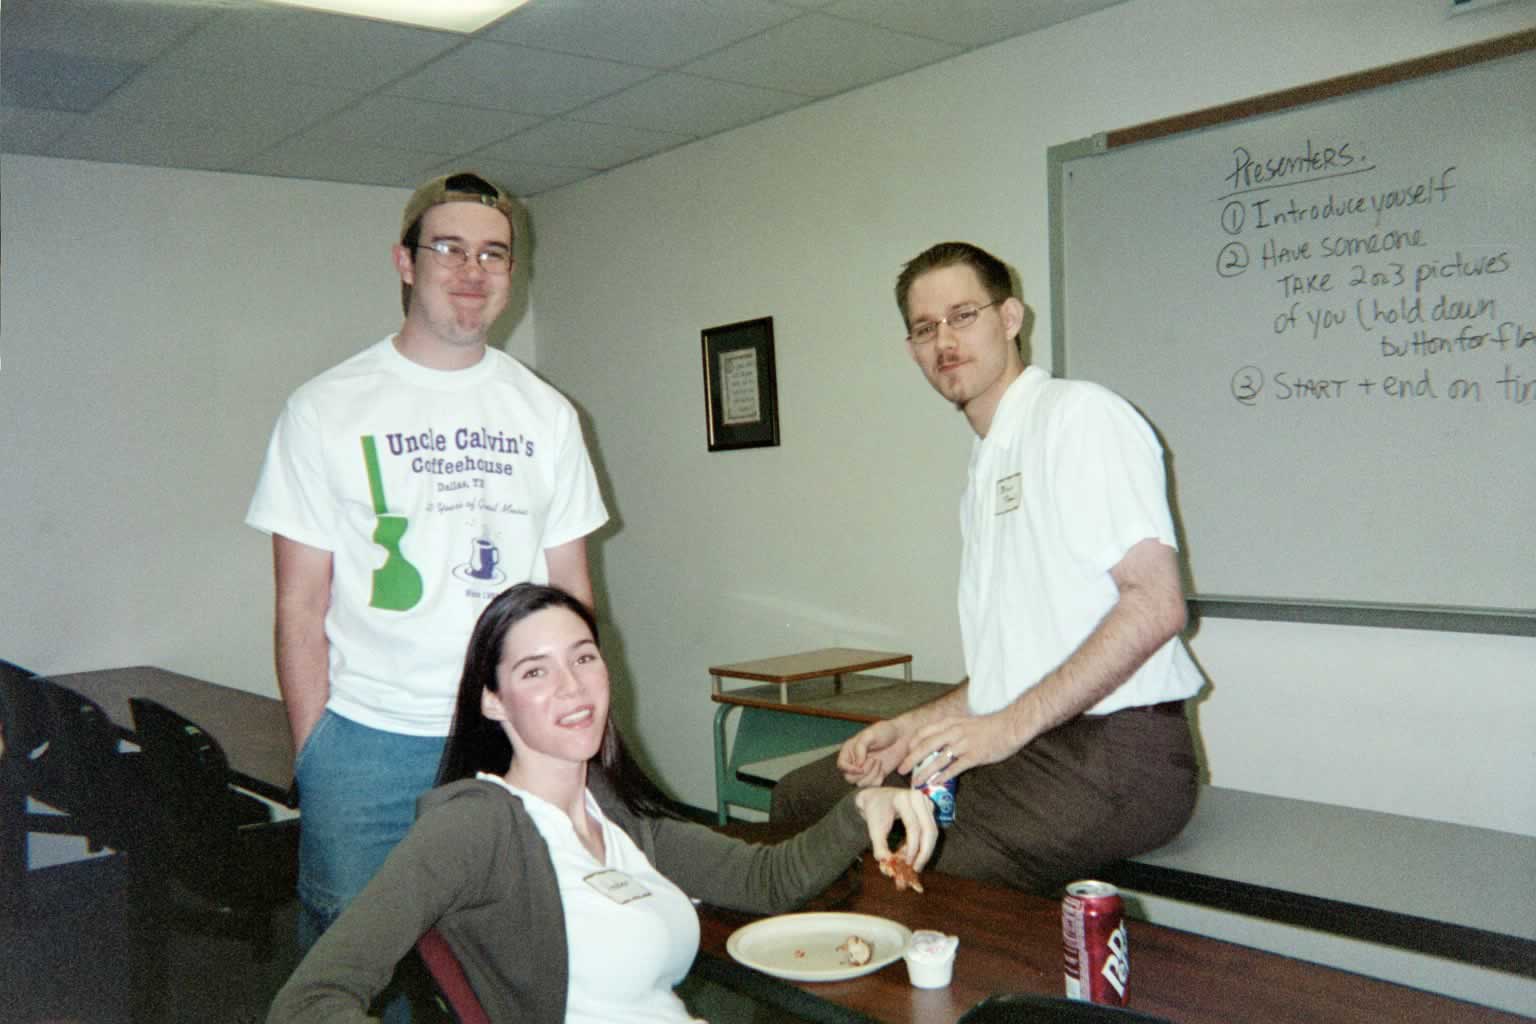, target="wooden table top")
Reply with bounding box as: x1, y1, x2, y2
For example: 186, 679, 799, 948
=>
712, 673, 954, 724
695, 854, 1523, 1024
48, 665, 294, 802
710, 648, 913, 684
